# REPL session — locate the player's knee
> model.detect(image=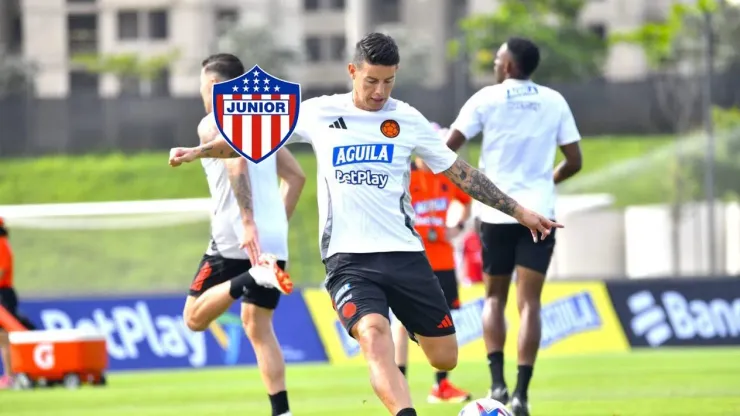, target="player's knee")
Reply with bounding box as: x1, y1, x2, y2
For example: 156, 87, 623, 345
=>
242, 315, 272, 342
241, 305, 275, 343
242, 320, 260, 341
183, 308, 209, 332
184, 316, 209, 332
428, 342, 458, 371
184, 317, 209, 332
356, 321, 389, 345
420, 333, 458, 371
485, 295, 506, 314
518, 297, 541, 315
354, 315, 392, 355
